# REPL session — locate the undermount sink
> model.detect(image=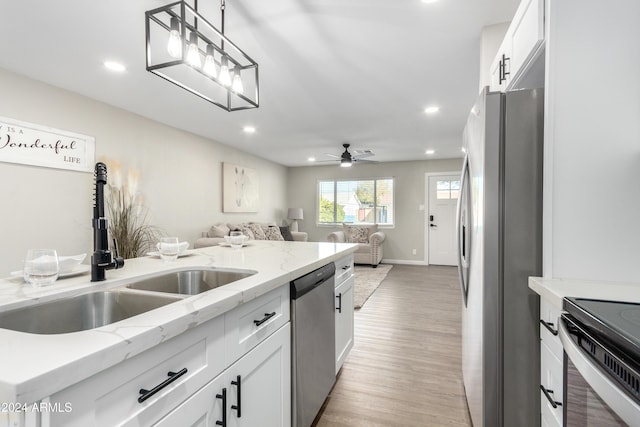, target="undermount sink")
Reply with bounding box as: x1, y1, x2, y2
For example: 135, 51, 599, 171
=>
125, 268, 256, 295
0, 291, 182, 335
